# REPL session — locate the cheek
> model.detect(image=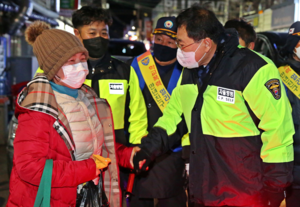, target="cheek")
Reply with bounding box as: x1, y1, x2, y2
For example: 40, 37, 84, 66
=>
170, 44, 177, 49
195, 49, 205, 61
56, 69, 65, 79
